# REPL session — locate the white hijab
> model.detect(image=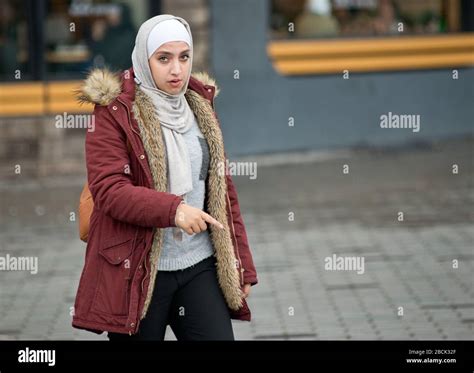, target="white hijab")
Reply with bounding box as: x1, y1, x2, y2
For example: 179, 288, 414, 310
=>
131, 14, 194, 198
